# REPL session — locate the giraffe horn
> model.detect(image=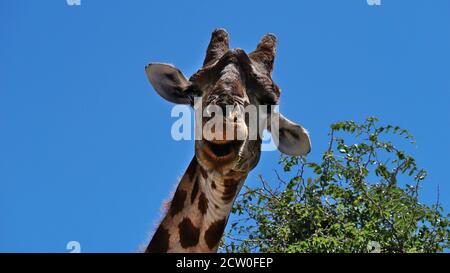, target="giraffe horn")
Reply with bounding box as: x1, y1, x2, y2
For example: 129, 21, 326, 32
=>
203, 28, 229, 67
249, 33, 277, 74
